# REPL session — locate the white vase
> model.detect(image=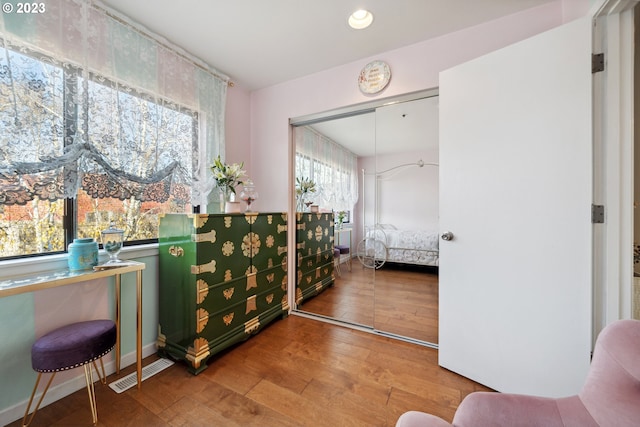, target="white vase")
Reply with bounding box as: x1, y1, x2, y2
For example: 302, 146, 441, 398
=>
219, 187, 236, 213
225, 201, 242, 213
